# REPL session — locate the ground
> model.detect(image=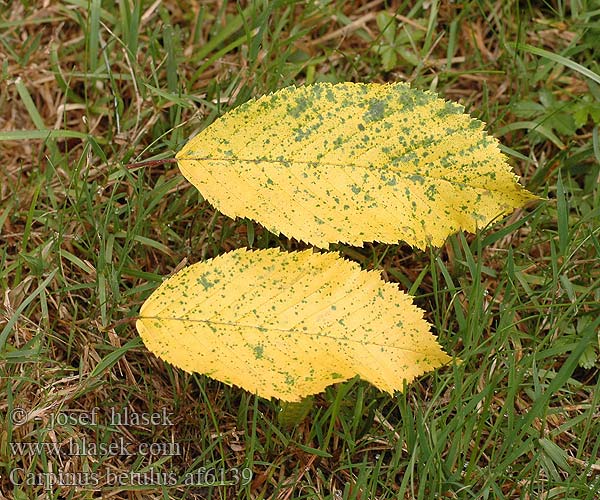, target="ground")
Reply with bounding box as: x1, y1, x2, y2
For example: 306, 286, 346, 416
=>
0, 1, 599, 499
